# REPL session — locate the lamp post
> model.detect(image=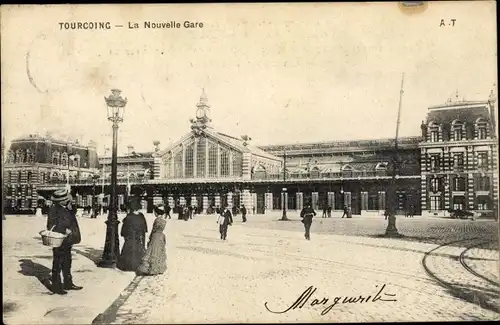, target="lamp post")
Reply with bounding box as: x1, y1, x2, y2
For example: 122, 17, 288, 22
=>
66, 155, 76, 190
385, 73, 404, 237
280, 151, 289, 221
101, 147, 110, 215
98, 89, 127, 268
